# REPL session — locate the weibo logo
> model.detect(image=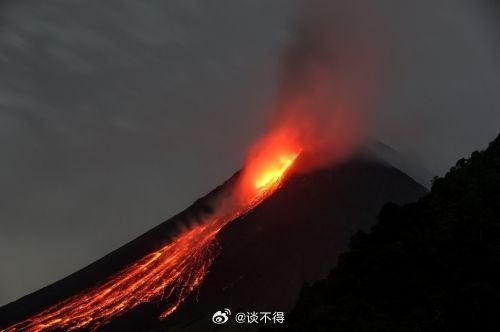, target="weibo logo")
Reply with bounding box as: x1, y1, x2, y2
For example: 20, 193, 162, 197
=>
212, 308, 231, 324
